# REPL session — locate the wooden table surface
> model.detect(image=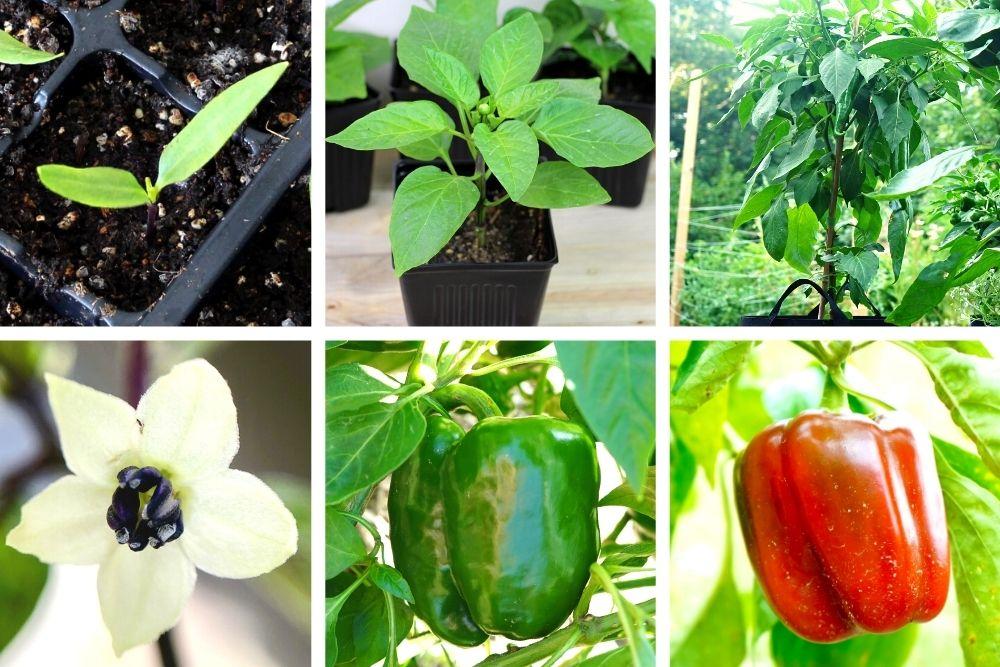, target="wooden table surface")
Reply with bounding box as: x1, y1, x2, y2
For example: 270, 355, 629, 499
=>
326, 150, 657, 326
